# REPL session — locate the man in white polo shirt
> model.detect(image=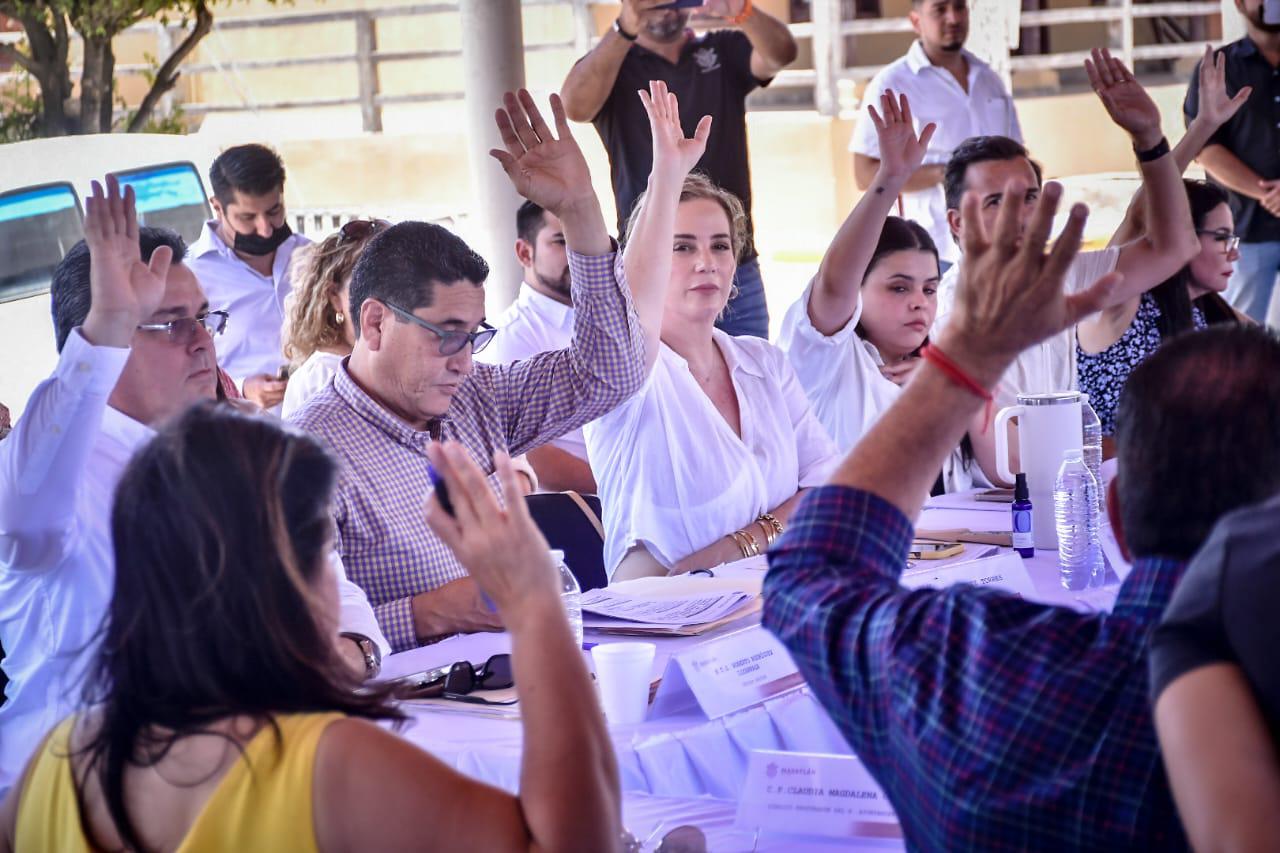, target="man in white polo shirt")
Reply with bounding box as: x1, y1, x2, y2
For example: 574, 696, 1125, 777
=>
188, 144, 310, 410
850, 0, 1020, 271
480, 200, 596, 494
